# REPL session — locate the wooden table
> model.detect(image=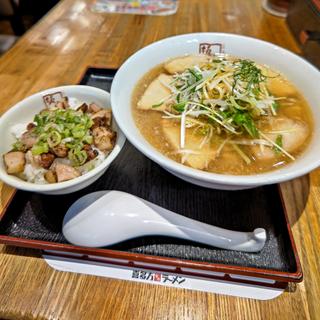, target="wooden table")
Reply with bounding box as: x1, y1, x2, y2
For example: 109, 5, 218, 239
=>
0, 0, 319, 319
